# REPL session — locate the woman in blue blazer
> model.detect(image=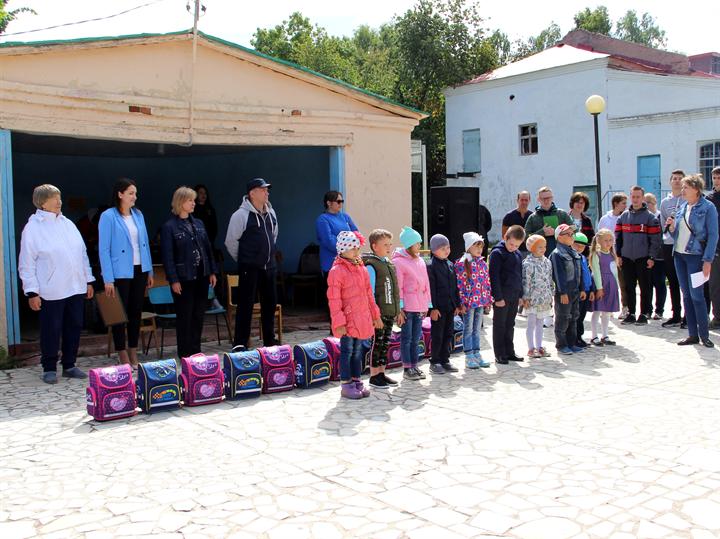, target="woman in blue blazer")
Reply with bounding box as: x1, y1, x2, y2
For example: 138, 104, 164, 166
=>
98, 178, 153, 366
